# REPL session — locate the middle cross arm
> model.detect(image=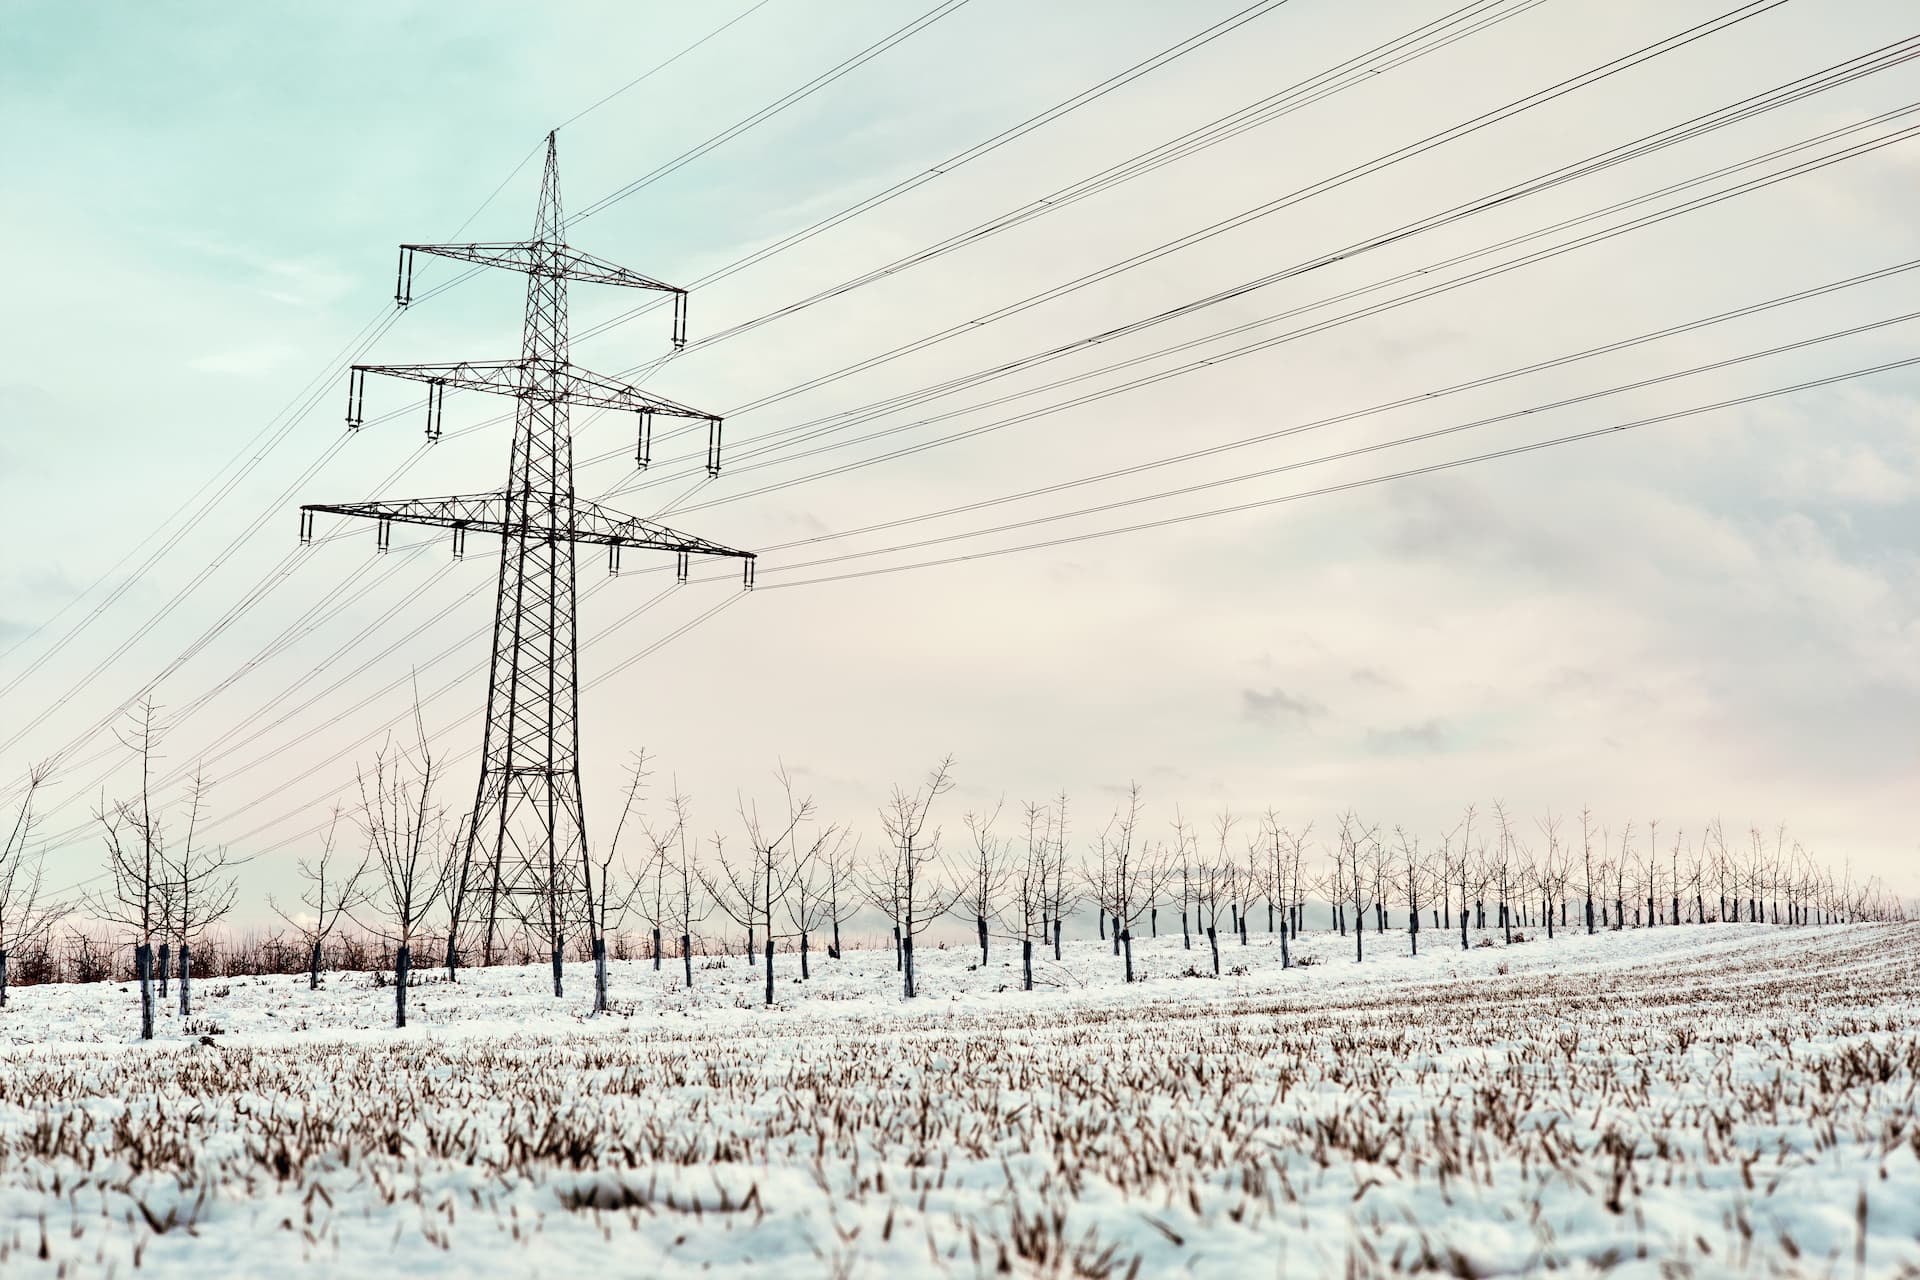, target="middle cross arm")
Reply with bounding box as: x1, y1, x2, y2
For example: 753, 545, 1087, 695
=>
351, 359, 716, 420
